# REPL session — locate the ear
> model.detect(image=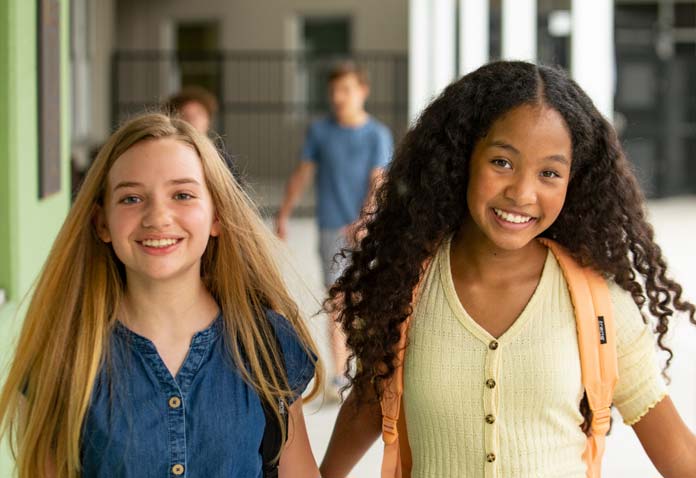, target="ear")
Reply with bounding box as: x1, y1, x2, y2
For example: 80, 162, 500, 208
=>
93, 205, 112, 243
210, 215, 221, 237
